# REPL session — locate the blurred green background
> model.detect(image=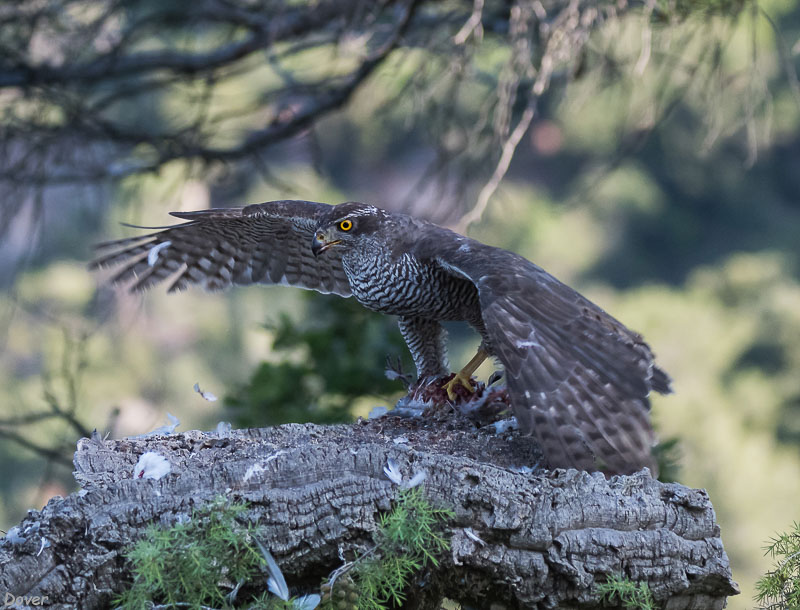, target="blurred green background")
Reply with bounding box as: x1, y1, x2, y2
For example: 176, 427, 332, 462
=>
1, 1, 799, 607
